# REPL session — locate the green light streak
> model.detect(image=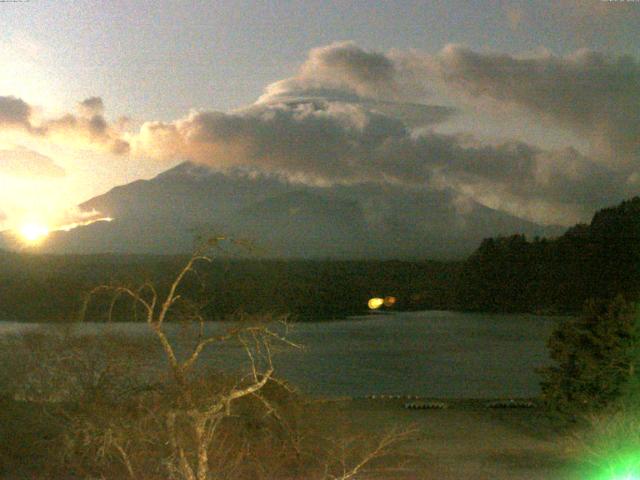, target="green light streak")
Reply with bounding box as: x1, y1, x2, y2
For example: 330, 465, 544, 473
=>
586, 451, 640, 480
